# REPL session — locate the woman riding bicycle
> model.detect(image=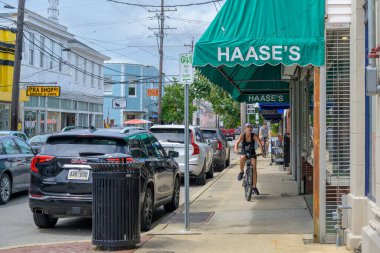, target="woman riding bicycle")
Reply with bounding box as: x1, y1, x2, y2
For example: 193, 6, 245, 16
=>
234, 123, 263, 195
